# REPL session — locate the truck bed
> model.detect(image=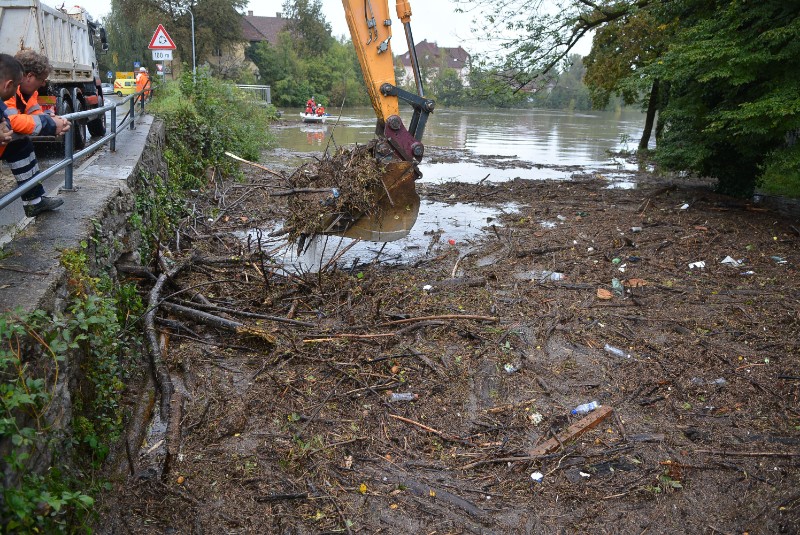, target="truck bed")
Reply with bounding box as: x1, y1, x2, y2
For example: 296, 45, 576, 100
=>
0, 0, 96, 83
